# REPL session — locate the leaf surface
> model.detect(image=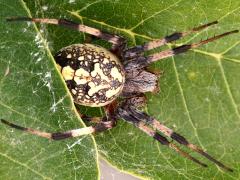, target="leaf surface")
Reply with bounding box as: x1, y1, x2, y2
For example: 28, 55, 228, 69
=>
1, 0, 240, 179
0, 1, 98, 179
